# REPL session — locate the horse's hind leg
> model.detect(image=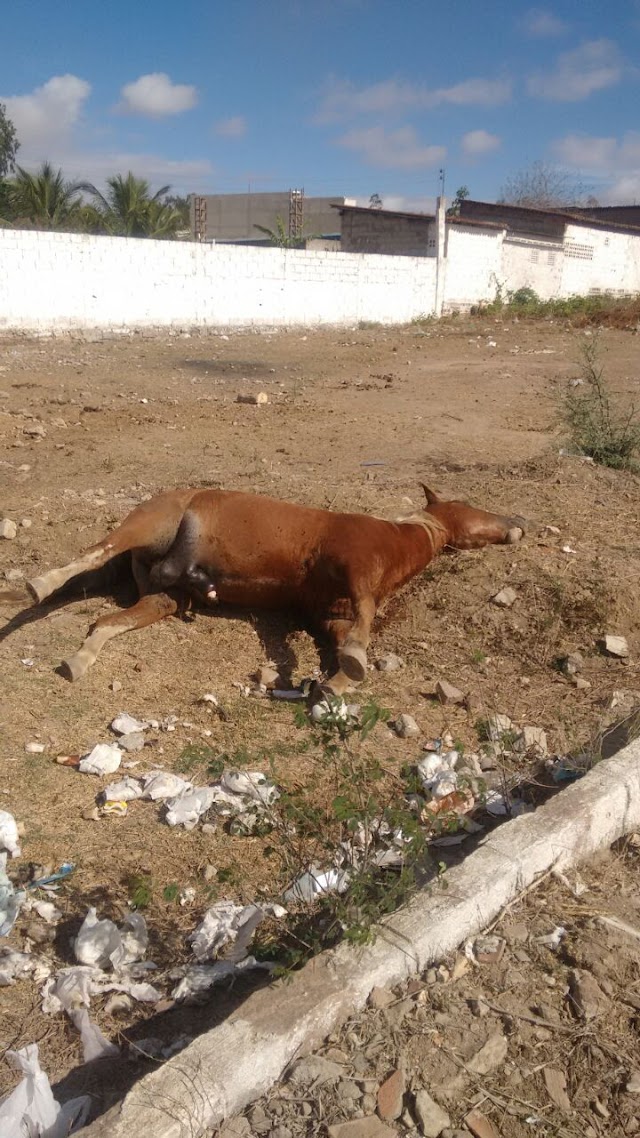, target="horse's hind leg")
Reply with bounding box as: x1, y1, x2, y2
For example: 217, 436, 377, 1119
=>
61, 592, 179, 681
